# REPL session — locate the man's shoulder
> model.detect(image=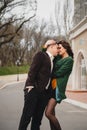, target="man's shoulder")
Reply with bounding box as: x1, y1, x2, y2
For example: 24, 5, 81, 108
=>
33, 51, 49, 64
37, 50, 47, 54
35, 51, 47, 57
